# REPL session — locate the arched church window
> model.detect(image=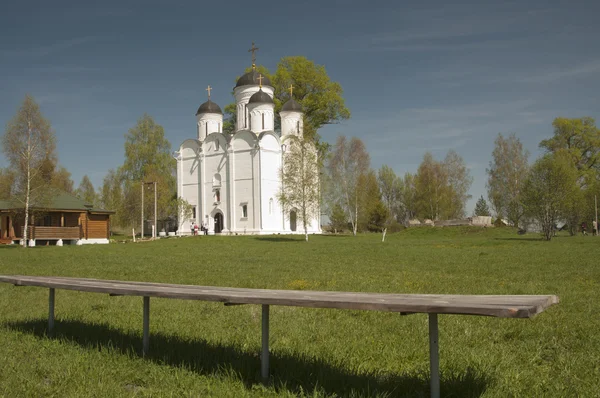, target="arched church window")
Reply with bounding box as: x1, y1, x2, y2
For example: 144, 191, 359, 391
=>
212, 173, 221, 187
215, 189, 221, 203
215, 140, 220, 151
296, 120, 300, 135
244, 104, 247, 128
262, 113, 265, 130
242, 204, 248, 218
205, 123, 208, 137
